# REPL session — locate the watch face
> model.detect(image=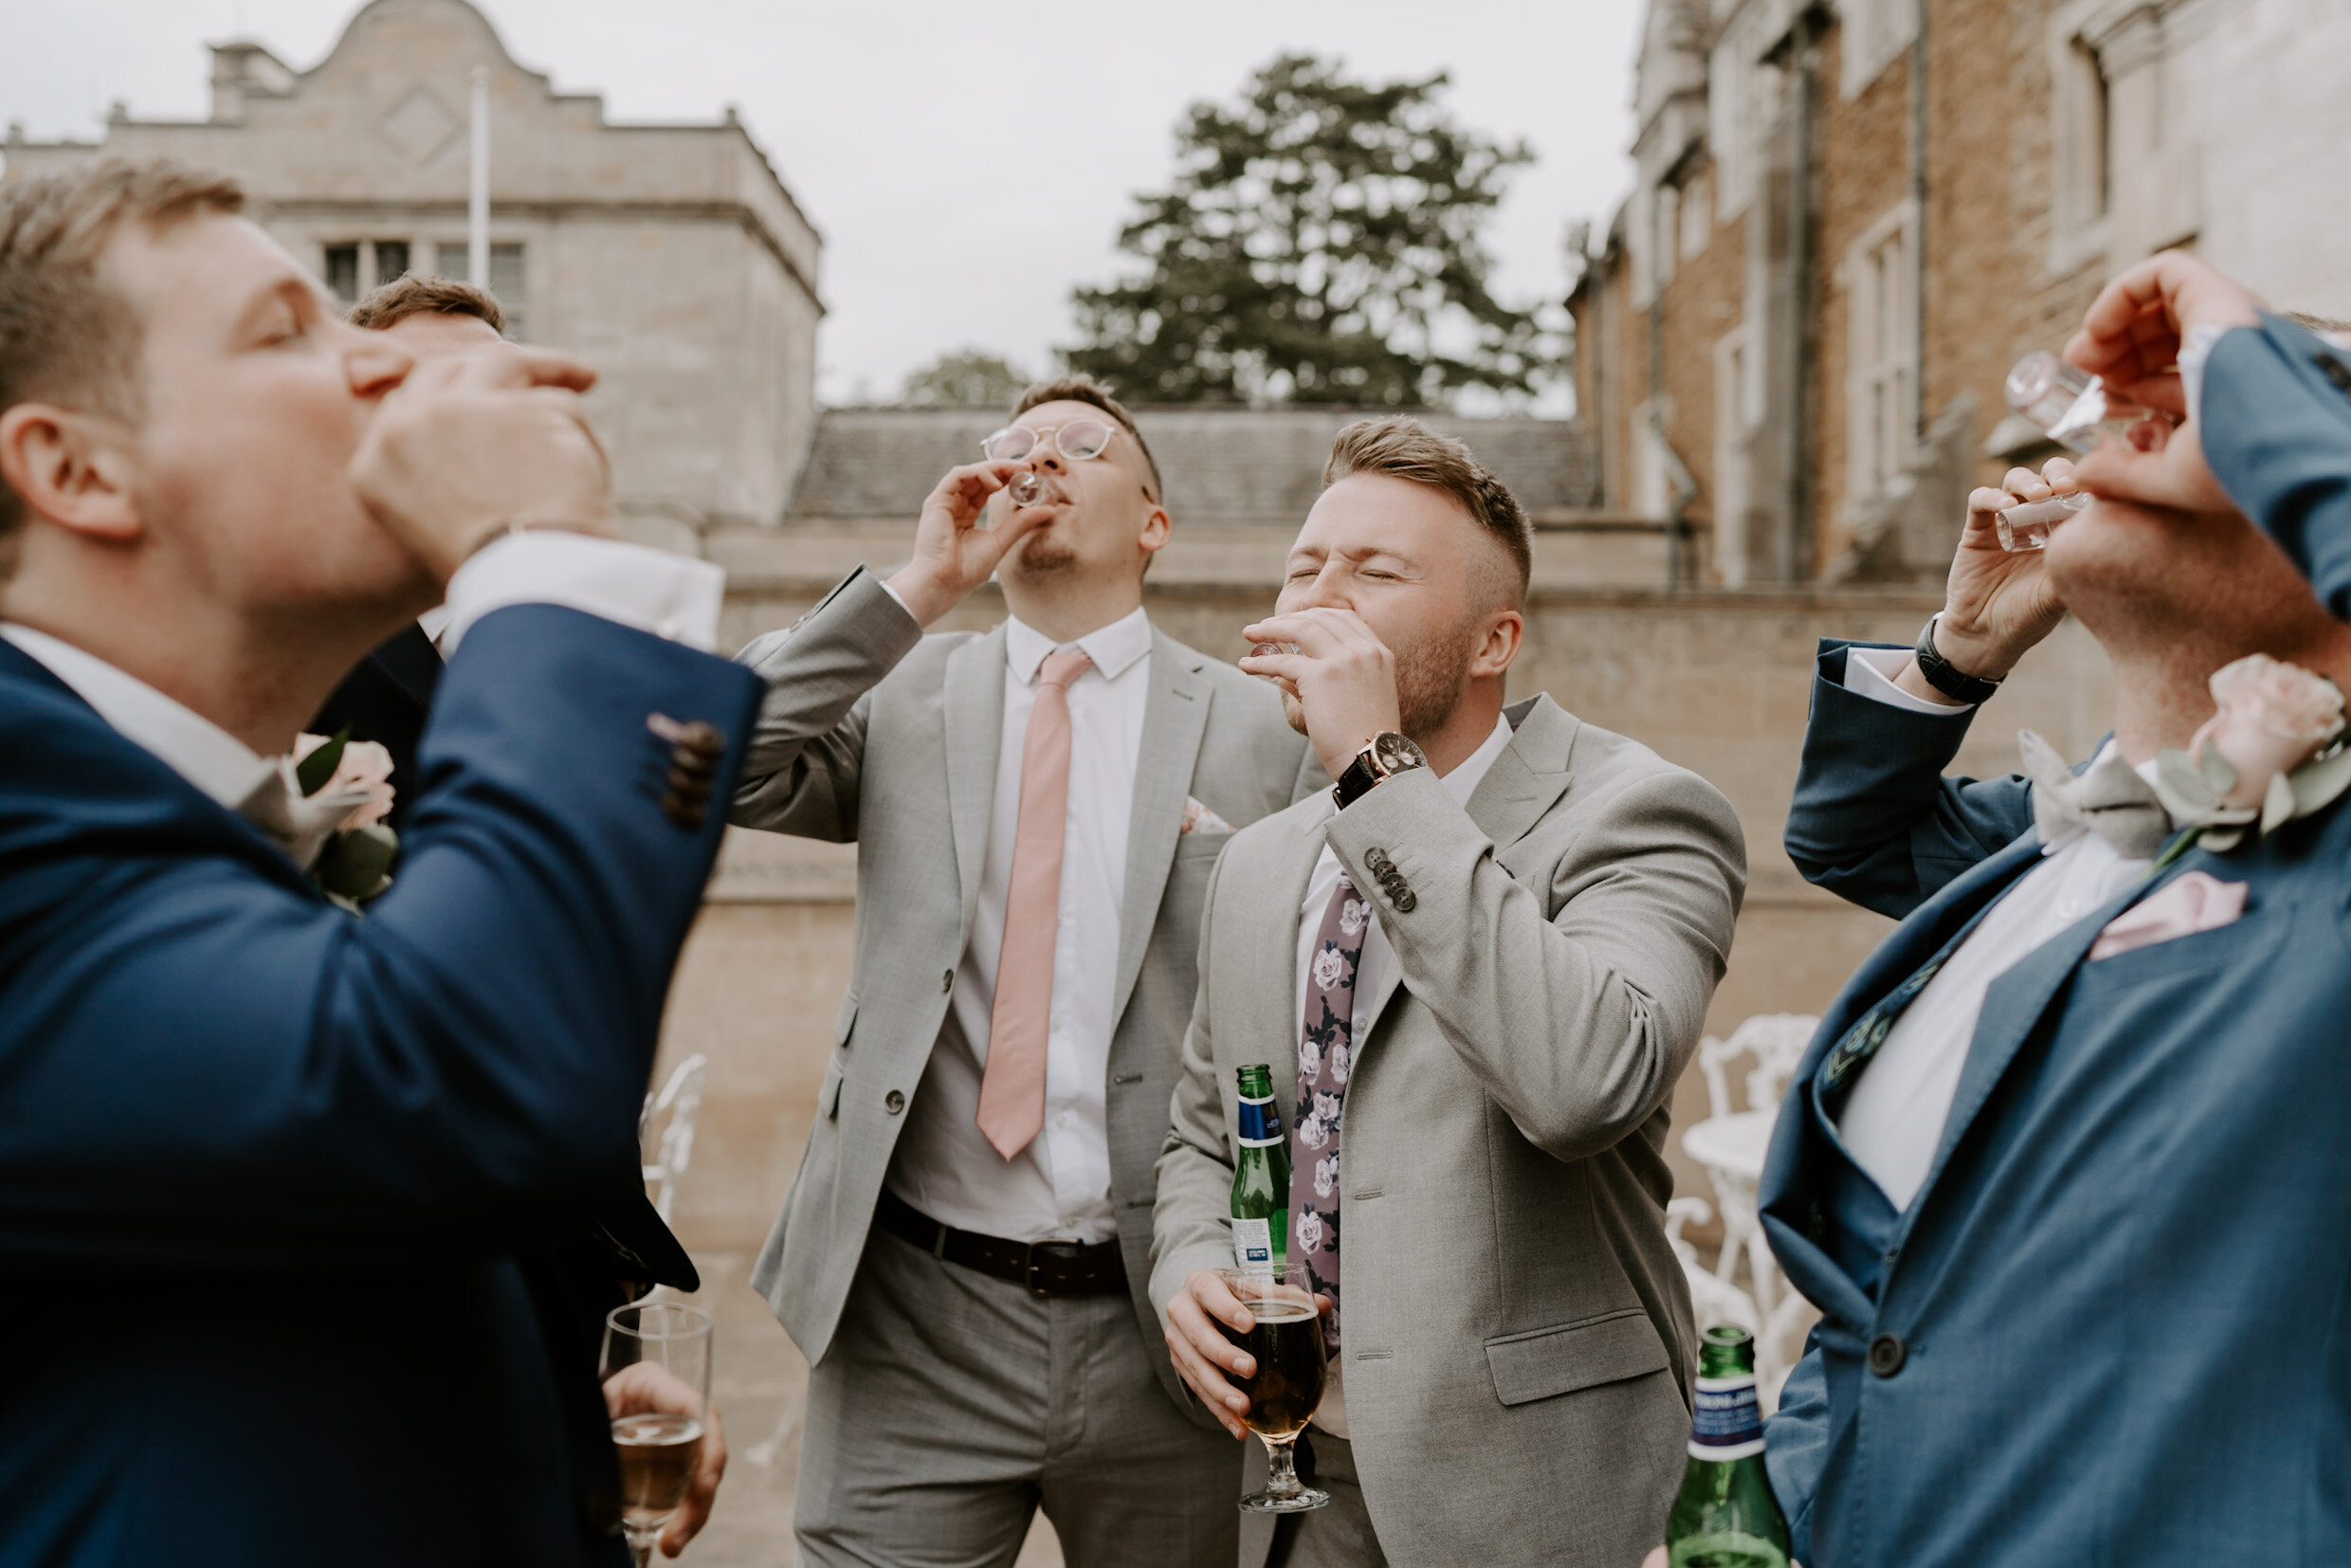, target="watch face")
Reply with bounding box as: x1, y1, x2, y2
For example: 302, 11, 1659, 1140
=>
1373, 733, 1427, 774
